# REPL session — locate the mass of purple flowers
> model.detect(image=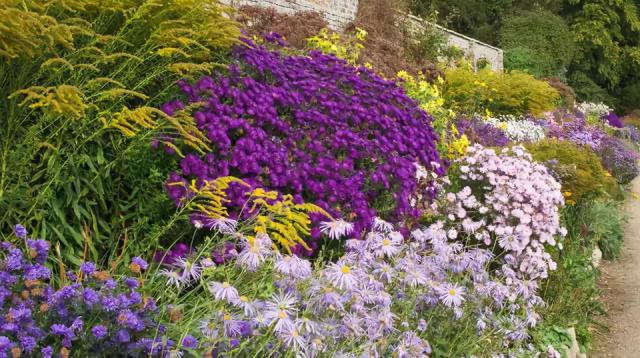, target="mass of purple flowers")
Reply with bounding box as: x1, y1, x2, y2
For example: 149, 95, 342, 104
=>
596, 136, 640, 184
541, 109, 639, 184
456, 117, 510, 147
0, 227, 183, 357
162, 37, 444, 237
